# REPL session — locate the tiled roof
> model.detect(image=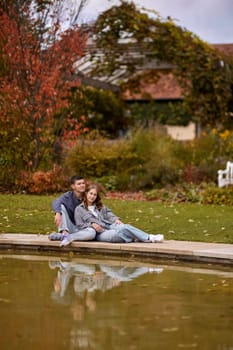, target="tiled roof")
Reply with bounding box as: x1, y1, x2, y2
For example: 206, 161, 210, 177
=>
212, 43, 233, 57
122, 71, 183, 100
